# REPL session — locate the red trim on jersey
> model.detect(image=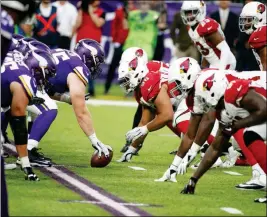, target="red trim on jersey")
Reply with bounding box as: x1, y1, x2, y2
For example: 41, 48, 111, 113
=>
249, 26, 267, 50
